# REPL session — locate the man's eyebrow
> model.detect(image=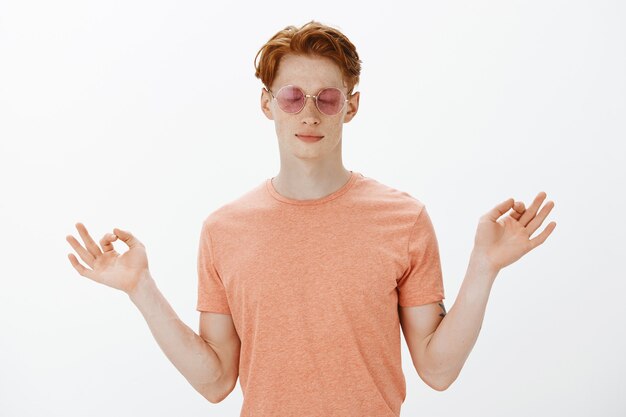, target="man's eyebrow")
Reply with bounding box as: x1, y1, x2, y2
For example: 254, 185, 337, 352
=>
280, 83, 346, 92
